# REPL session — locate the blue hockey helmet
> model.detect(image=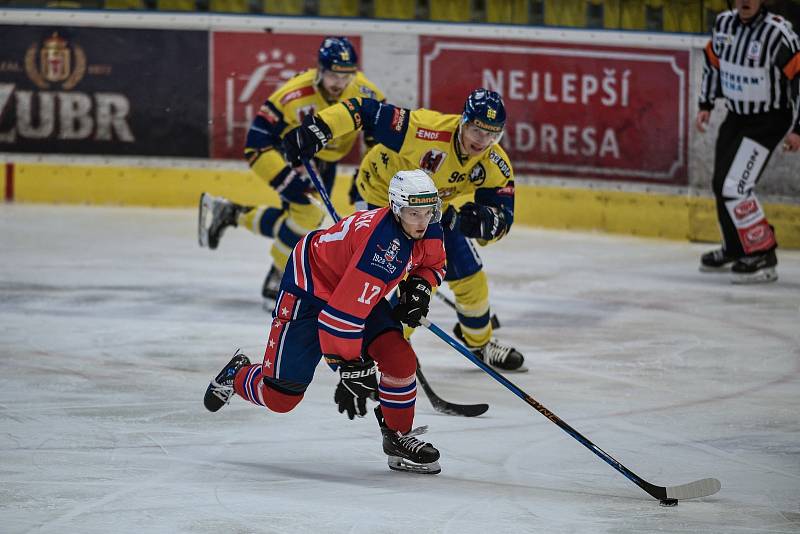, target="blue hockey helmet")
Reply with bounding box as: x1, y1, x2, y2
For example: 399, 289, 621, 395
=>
318, 37, 358, 74
462, 88, 506, 134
